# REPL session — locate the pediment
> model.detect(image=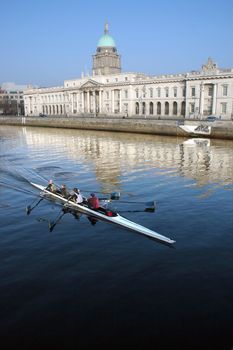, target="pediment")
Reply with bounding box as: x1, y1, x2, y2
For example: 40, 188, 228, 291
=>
80, 79, 100, 89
